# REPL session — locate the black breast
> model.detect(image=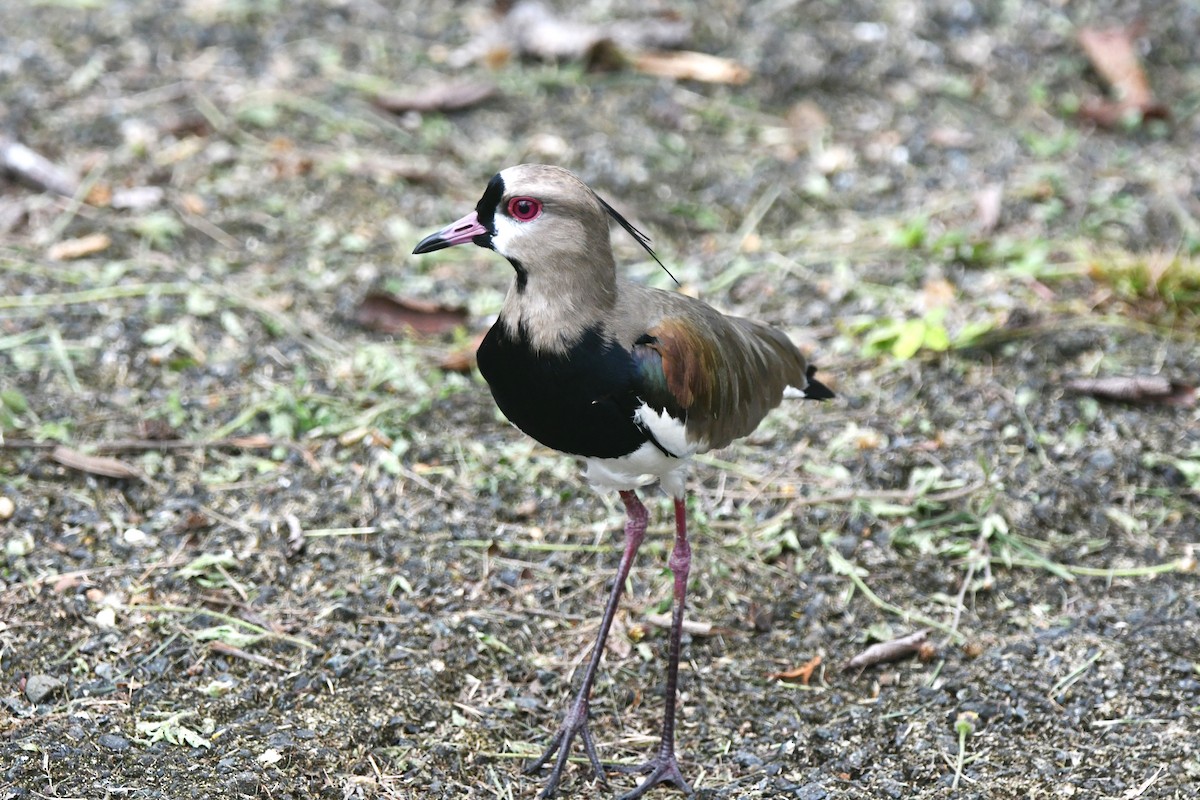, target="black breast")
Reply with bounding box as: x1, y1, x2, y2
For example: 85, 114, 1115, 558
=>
475, 323, 649, 459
